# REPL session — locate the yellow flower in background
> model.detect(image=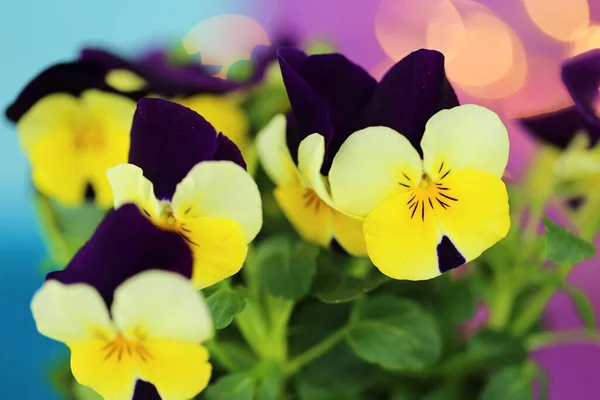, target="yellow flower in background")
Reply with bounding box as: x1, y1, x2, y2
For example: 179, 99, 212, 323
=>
17, 90, 135, 208
257, 115, 367, 255
329, 105, 511, 280
31, 270, 214, 400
